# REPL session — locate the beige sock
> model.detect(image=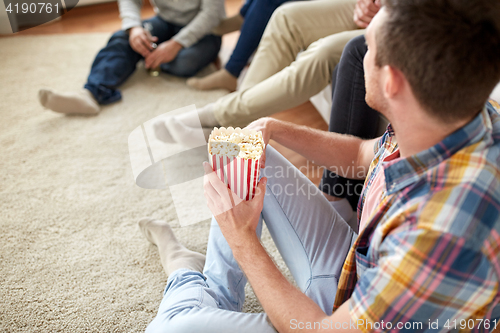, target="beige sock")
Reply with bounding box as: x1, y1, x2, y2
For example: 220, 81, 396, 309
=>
139, 218, 205, 276
38, 88, 100, 115
212, 14, 244, 36
187, 69, 237, 92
